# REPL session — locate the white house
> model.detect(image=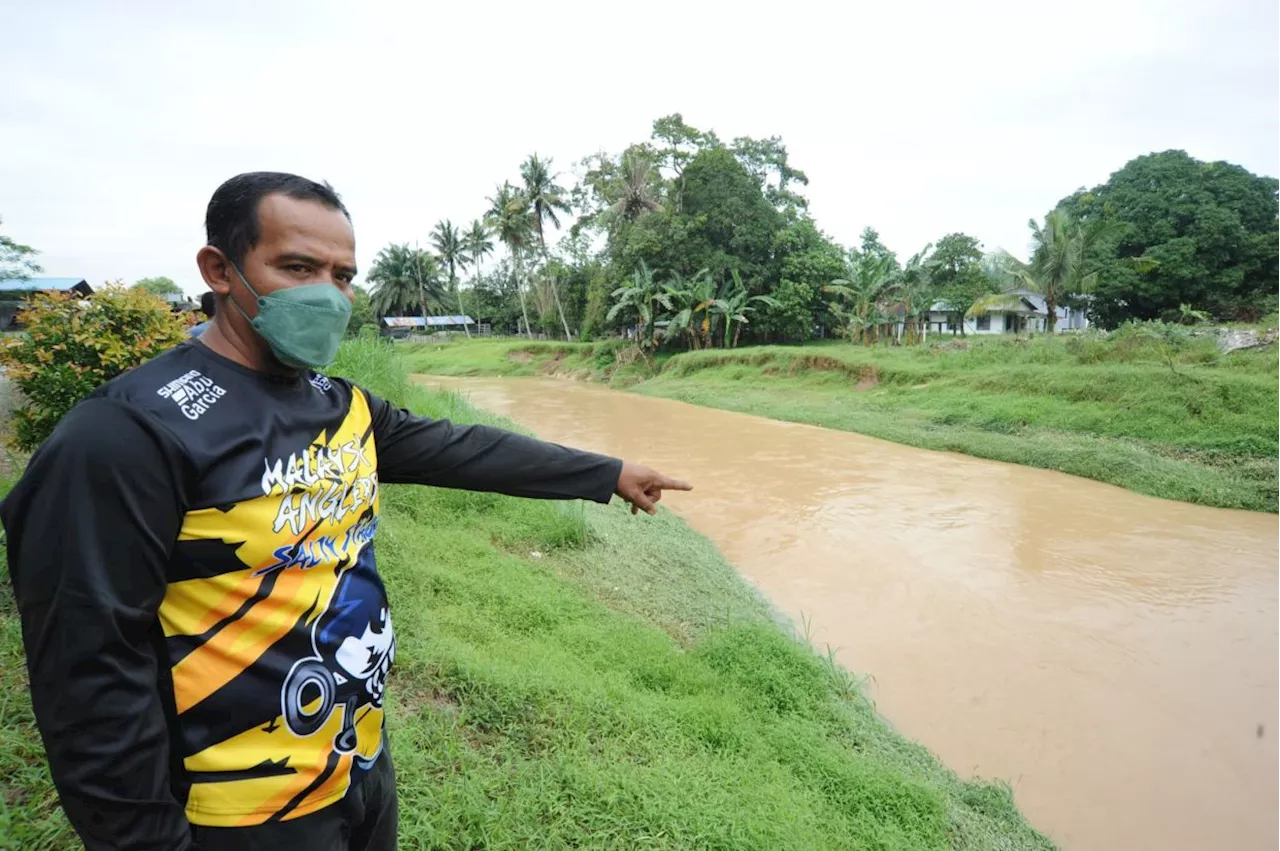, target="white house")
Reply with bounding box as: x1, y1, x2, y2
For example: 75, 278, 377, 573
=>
926, 290, 1090, 335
